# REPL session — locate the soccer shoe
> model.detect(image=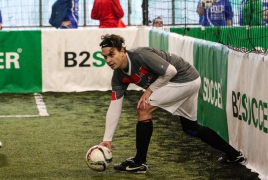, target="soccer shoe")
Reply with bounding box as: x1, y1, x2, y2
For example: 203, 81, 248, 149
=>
218, 151, 247, 164
114, 157, 148, 173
